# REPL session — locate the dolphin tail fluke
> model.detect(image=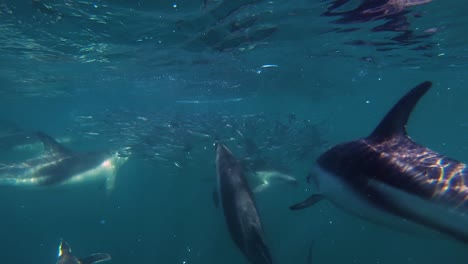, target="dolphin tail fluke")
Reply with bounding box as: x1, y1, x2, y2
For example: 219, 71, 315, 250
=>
80, 253, 111, 264
289, 194, 324, 210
